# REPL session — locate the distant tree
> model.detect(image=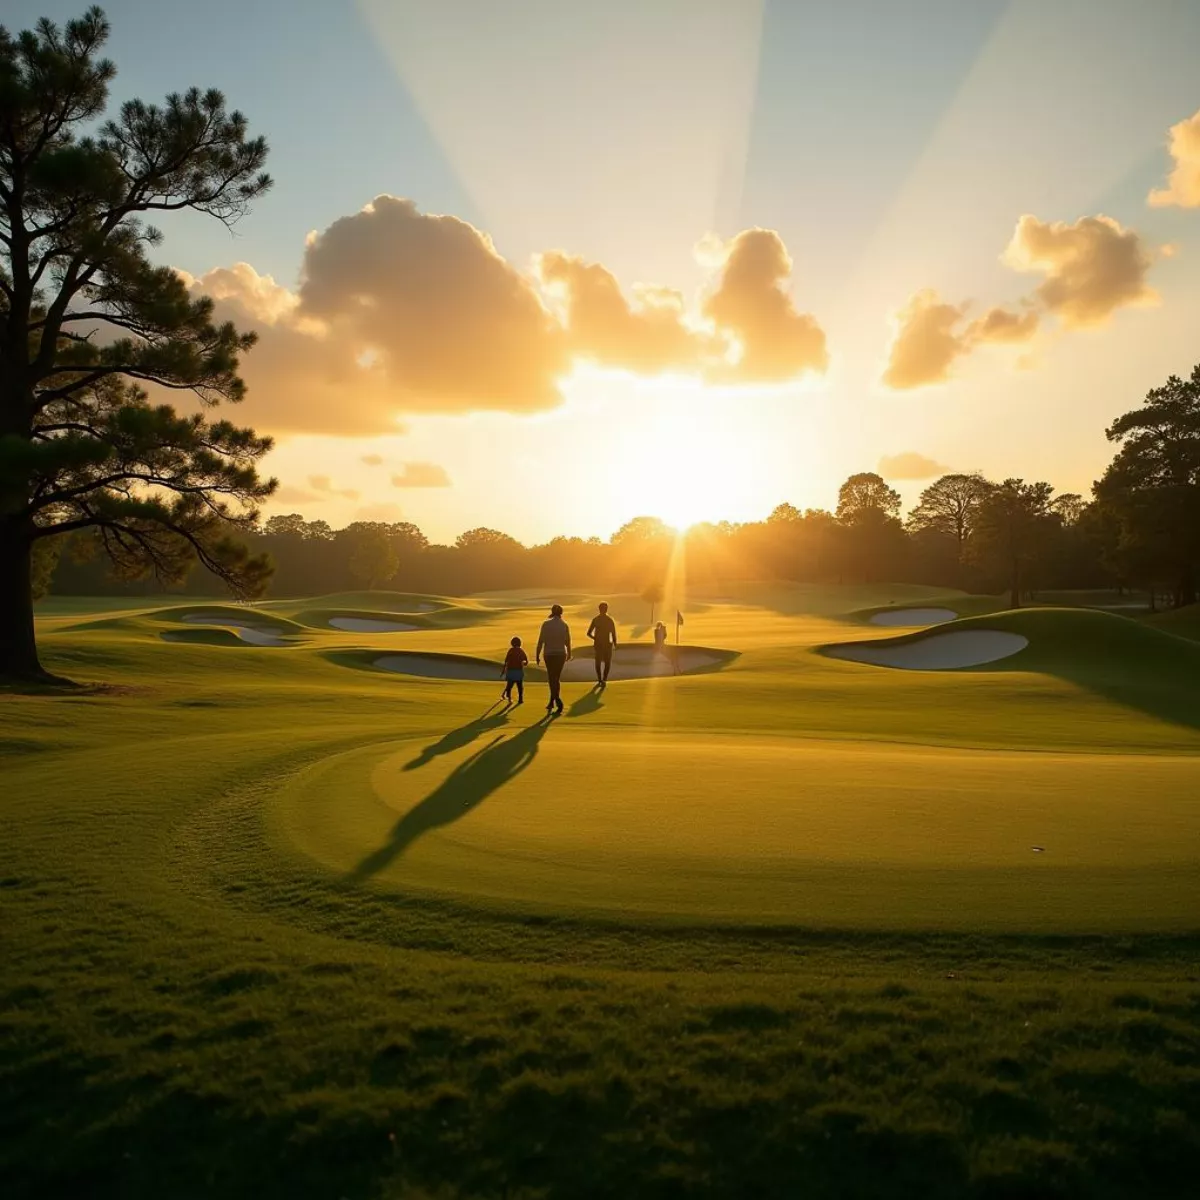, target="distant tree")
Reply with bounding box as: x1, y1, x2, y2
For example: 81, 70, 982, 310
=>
346, 526, 398, 590
835, 472, 901, 524
906, 473, 992, 556
455, 527, 522, 552
973, 478, 1055, 607
1093, 365, 1200, 607
767, 502, 803, 524
611, 515, 673, 545
641, 580, 664, 626
0, 9, 274, 681
833, 473, 905, 582
30, 537, 61, 599
1049, 493, 1085, 527
263, 514, 311, 539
